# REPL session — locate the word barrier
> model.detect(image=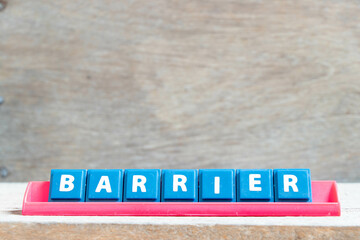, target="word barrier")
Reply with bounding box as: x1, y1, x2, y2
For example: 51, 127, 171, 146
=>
48, 169, 312, 202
